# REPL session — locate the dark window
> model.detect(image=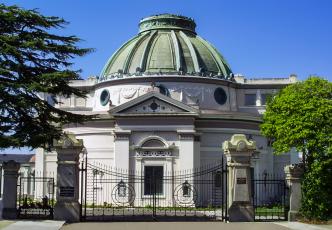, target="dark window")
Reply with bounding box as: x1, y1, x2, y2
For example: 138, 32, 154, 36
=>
215, 171, 222, 188
214, 87, 227, 105
144, 166, 163, 195
158, 85, 169, 96
100, 89, 110, 106
261, 94, 272, 105
245, 94, 256, 106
